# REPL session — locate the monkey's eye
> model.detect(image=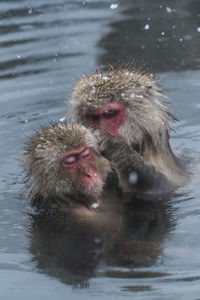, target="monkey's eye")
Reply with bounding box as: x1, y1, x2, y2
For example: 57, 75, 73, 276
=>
104, 109, 118, 118
87, 114, 100, 122
63, 155, 77, 165
80, 148, 91, 158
